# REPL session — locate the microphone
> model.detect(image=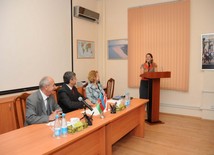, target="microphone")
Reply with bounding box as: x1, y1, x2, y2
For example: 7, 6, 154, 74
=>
78, 97, 93, 111
148, 62, 150, 72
